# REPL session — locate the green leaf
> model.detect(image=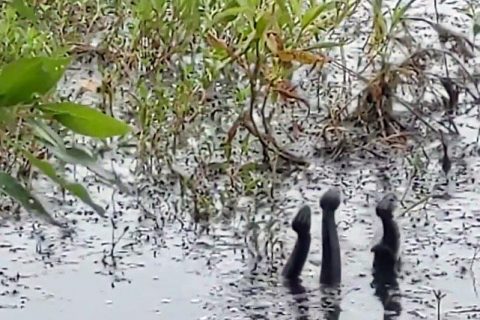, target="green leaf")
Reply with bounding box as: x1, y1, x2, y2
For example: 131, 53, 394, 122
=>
22, 151, 106, 217
236, 0, 250, 8
64, 183, 105, 216
255, 11, 271, 39
301, 3, 335, 30
28, 118, 66, 149
0, 106, 17, 126
0, 57, 70, 107
60, 146, 98, 165
391, 0, 416, 30
371, 0, 387, 46
0, 171, 63, 227
306, 40, 352, 50
23, 151, 60, 183
213, 6, 254, 24
39, 102, 131, 138
274, 0, 293, 29
9, 0, 37, 22
47, 145, 129, 194
289, 0, 301, 17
